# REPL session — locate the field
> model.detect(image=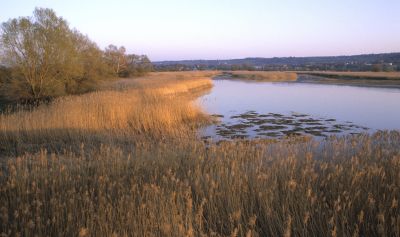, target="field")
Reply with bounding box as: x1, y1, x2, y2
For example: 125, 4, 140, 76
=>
0, 72, 399, 236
